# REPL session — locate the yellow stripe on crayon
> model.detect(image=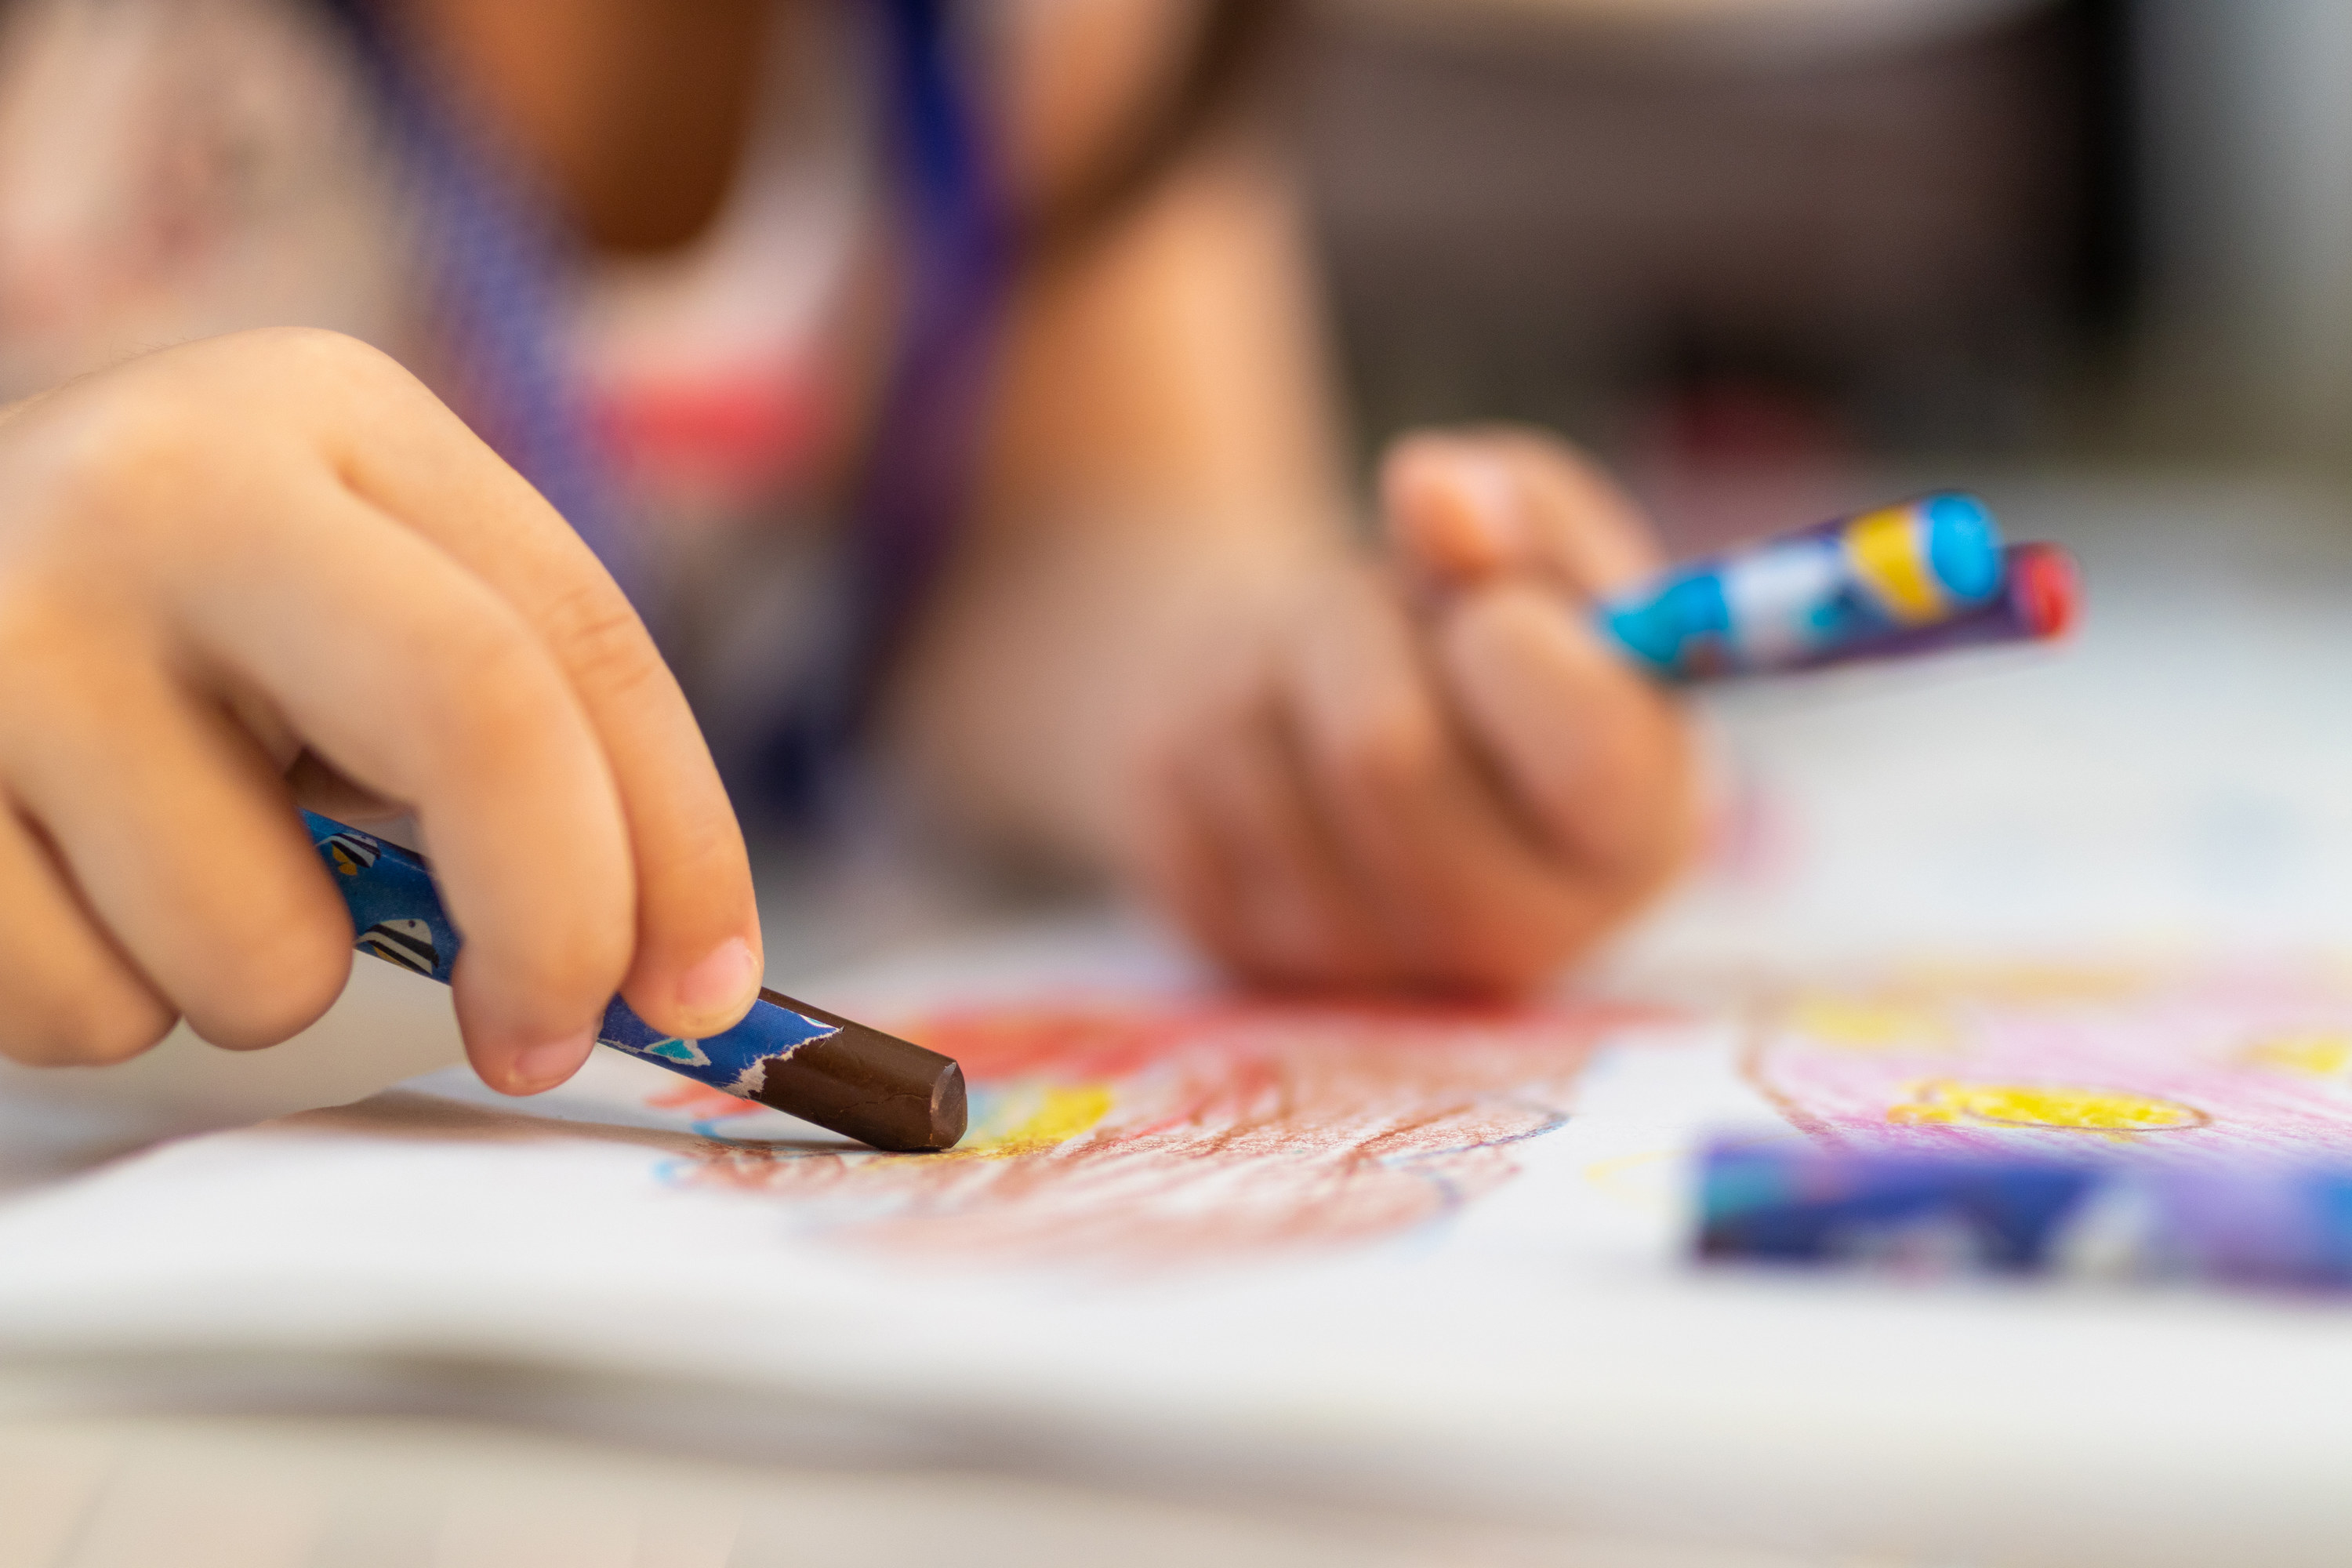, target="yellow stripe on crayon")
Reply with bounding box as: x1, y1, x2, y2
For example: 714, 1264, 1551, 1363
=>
1843, 504, 1945, 624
